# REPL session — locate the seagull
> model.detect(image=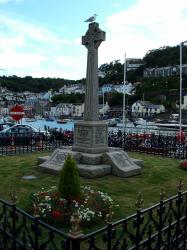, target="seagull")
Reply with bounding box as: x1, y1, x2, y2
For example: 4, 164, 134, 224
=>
84, 14, 98, 23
